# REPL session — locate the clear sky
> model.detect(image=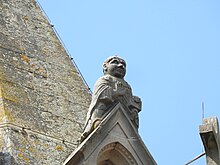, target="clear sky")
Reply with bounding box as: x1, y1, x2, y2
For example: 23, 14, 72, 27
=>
37, 0, 220, 164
